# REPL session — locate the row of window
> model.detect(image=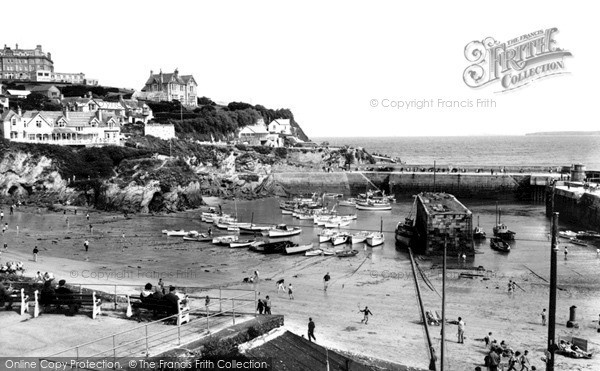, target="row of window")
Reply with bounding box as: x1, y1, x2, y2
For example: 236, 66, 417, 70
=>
0, 58, 51, 64
11, 118, 112, 129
